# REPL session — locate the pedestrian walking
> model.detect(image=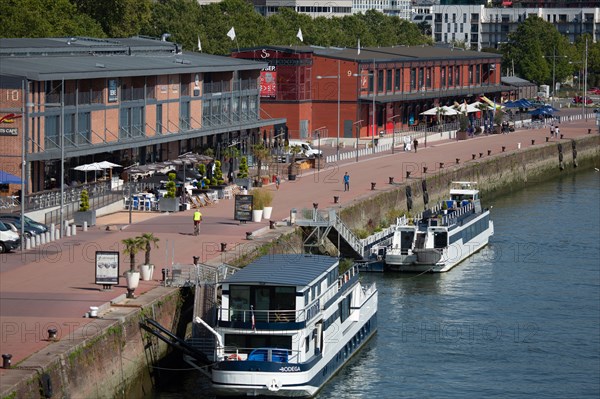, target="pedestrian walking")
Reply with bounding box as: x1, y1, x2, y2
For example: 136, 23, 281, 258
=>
555, 125, 560, 139
343, 172, 350, 191
550, 125, 555, 138
275, 175, 281, 190
193, 210, 202, 236
413, 138, 419, 153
